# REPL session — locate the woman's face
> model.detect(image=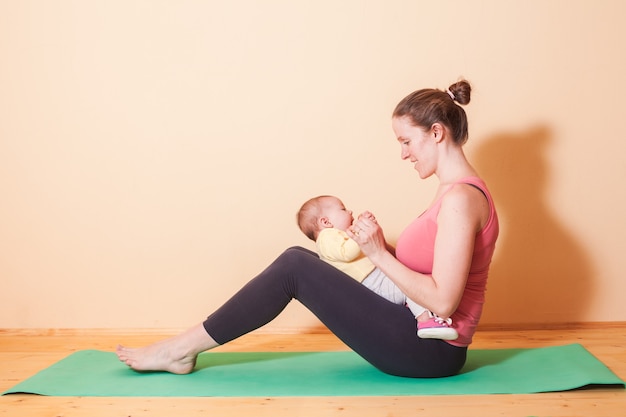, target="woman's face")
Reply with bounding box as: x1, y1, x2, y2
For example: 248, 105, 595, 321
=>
392, 116, 438, 179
